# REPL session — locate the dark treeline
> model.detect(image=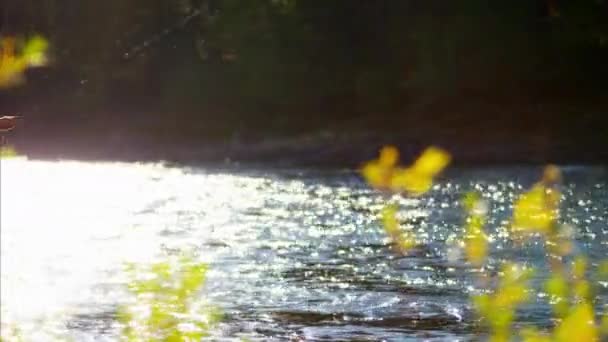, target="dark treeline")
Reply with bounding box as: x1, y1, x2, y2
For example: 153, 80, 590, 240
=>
1, 1, 608, 162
